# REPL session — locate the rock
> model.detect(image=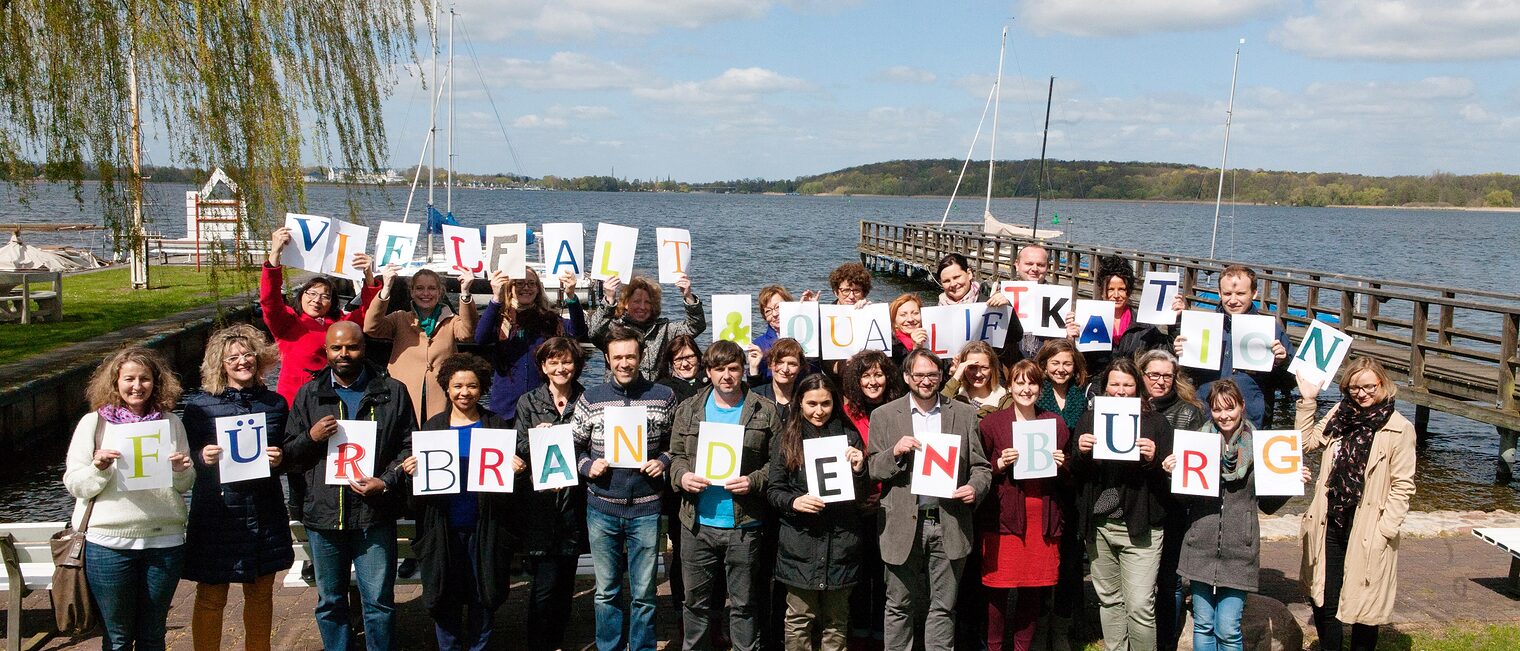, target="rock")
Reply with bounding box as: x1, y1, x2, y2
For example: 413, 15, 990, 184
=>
1178, 593, 1304, 651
